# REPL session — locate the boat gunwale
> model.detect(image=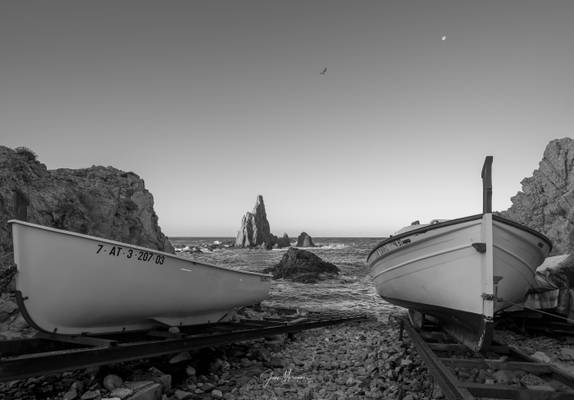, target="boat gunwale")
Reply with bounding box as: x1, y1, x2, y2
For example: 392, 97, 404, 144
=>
370, 242, 477, 281
367, 213, 552, 263
8, 219, 272, 278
